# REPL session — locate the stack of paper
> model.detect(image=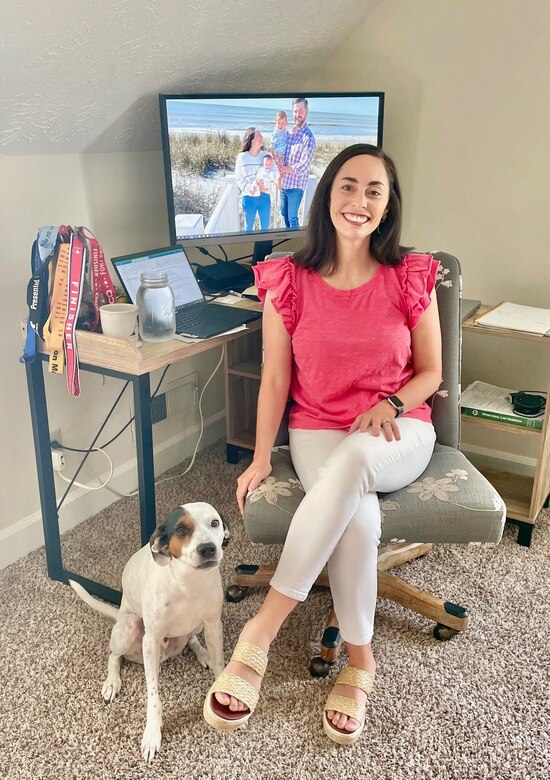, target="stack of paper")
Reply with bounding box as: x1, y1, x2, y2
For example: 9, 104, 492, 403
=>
474, 302, 550, 336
